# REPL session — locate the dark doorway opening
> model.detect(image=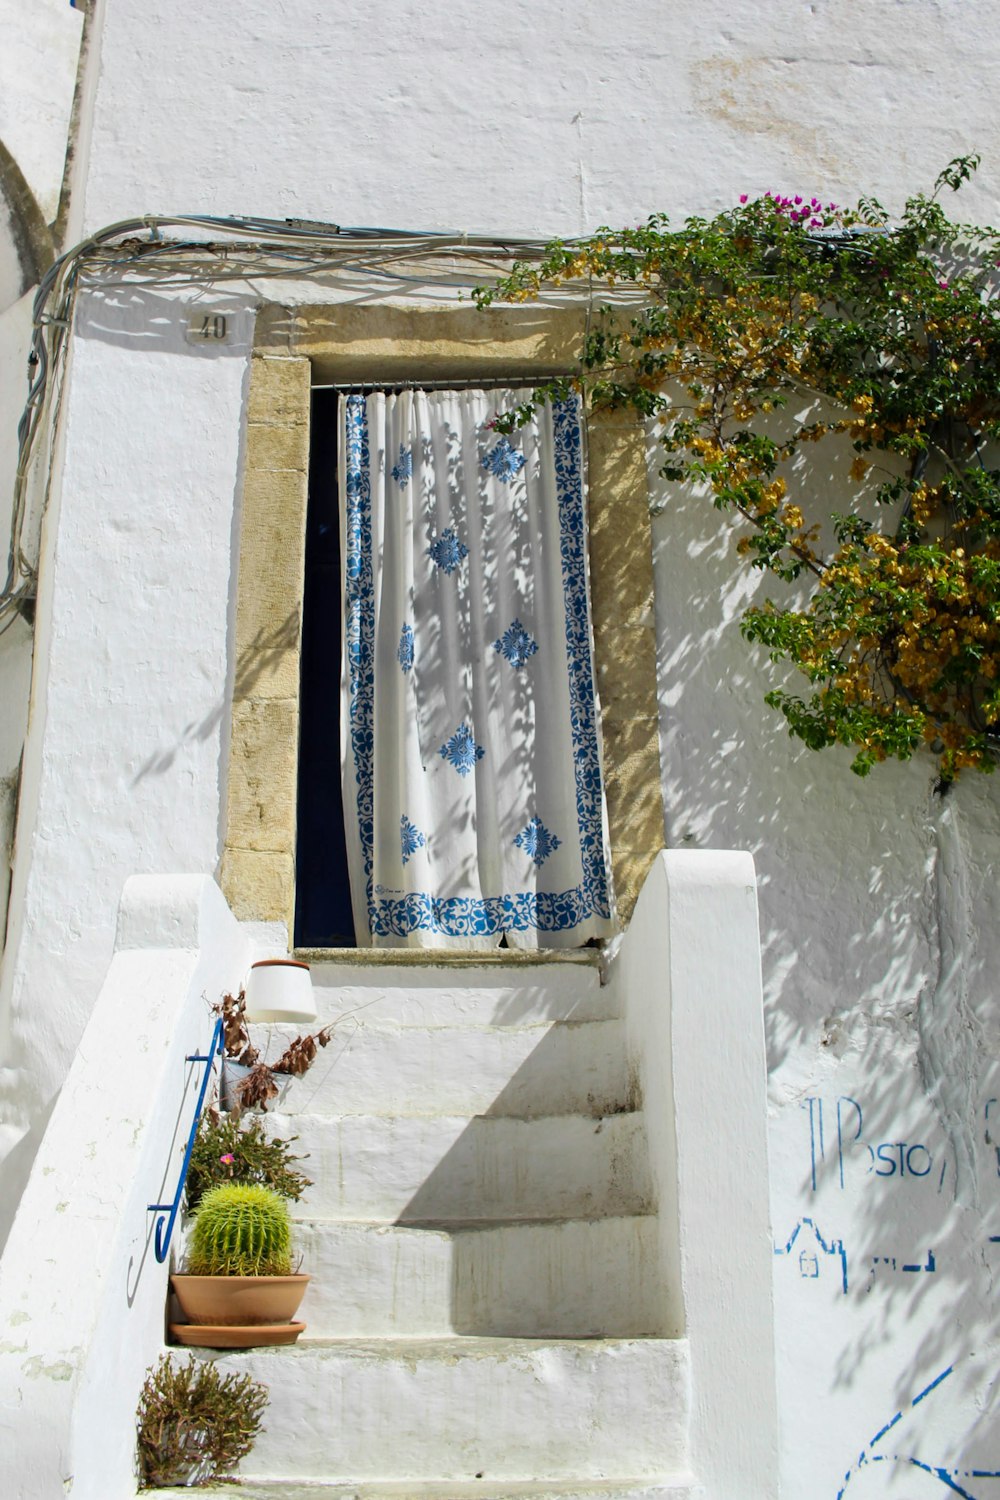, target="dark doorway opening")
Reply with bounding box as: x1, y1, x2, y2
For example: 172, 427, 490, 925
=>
293, 387, 356, 948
